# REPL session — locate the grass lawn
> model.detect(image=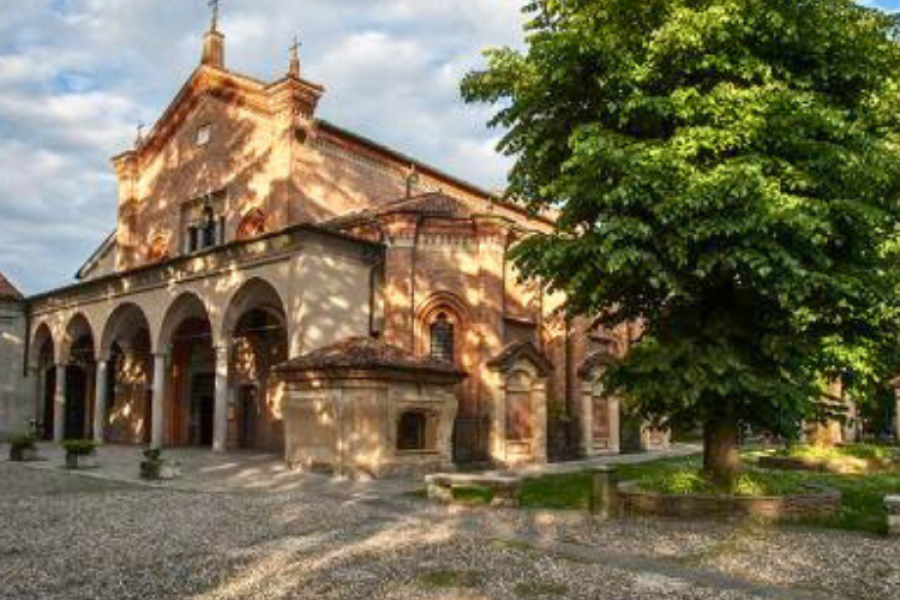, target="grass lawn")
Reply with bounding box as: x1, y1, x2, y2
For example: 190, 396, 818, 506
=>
518, 447, 900, 534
